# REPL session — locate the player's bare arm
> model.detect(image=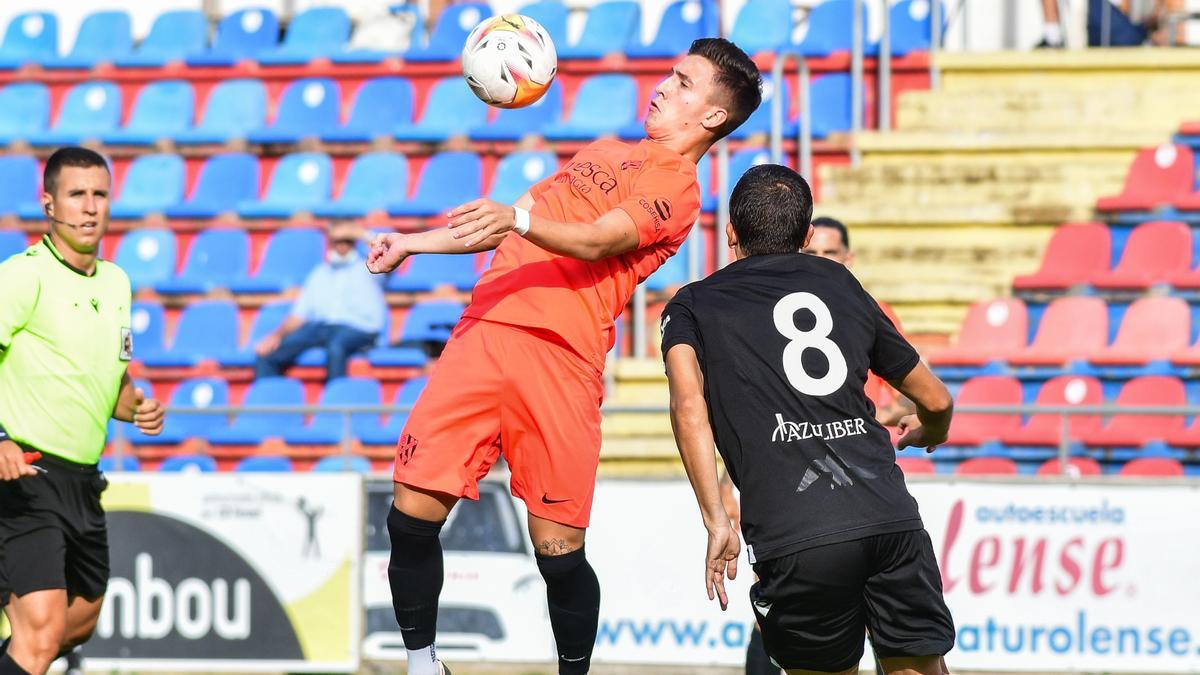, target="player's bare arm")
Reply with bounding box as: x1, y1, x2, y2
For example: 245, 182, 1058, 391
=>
111, 371, 165, 435
888, 361, 954, 452
447, 198, 642, 261
665, 343, 740, 611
